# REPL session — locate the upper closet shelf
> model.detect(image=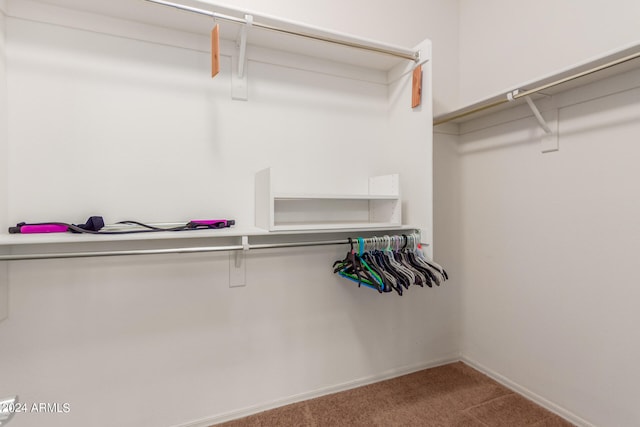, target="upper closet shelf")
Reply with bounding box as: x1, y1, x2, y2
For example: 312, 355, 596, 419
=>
435, 41, 640, 126
142, 0, 422, 72
8, 0, 426, 80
